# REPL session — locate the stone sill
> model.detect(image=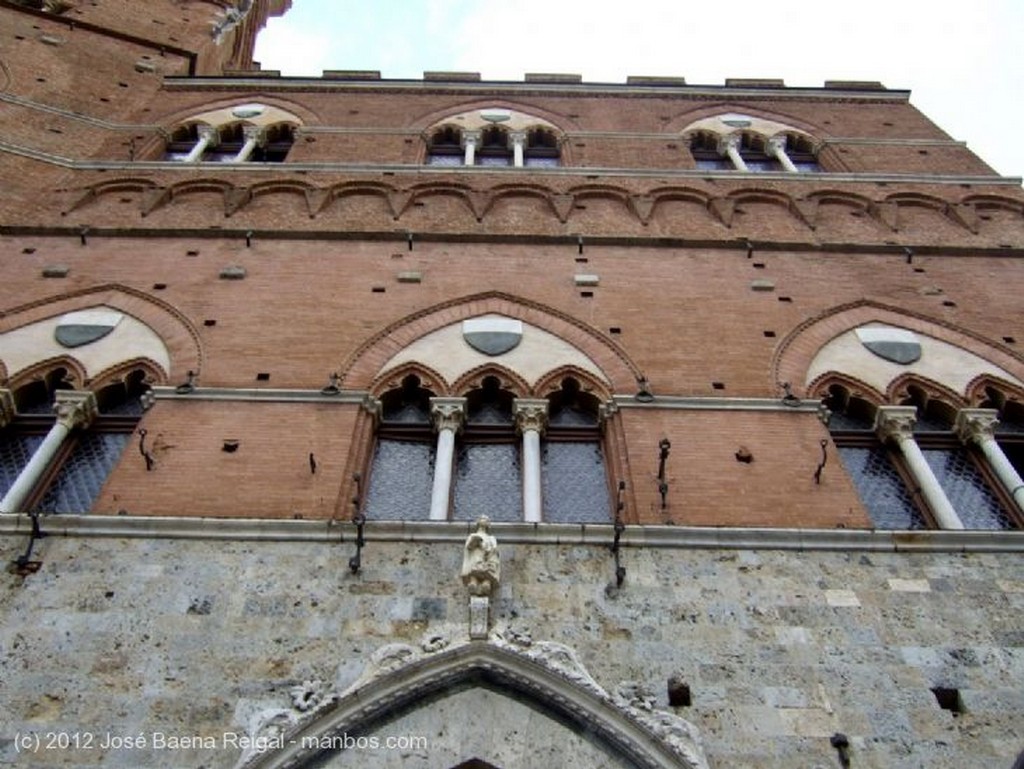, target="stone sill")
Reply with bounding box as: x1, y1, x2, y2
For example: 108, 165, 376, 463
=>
2, 513, 1022, 553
